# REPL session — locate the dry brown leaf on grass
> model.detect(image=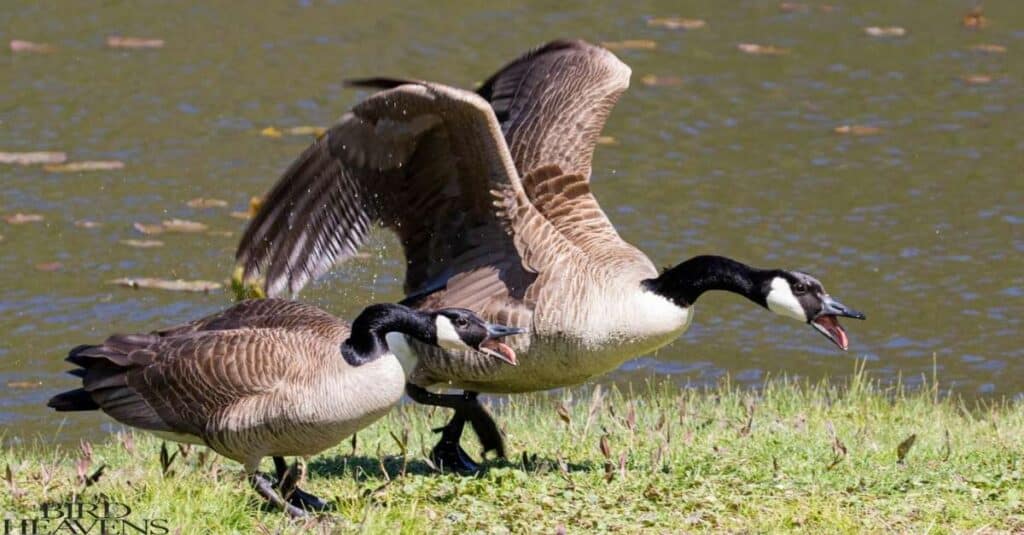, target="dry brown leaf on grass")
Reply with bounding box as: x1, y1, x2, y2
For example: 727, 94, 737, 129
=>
35, 262, 62, 272
961, 74, 994, 85
9, 40, 54, 53
0, 151, 66, 165
107, 36, 164, 49
120, 239, 164, 248
834, 124, 882, 136
864, 26, 907, 37
285, 126, 327, 136
4, 213, 44, 224
737, 43, 789, 55
779, 2, 810, 12
259, 127, 283, 138
186, 198, 228, 209
596, 136, 617, 146
44, 160, 125, 172
601, 40, 657, 51
647, 17, 706, 30
6, 381, 42, 389
109, 277, 222, 293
